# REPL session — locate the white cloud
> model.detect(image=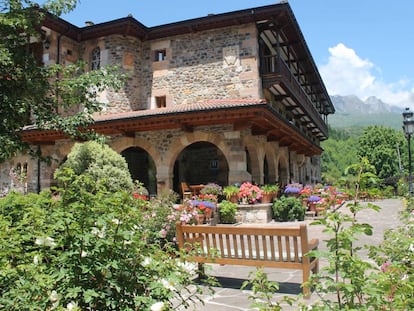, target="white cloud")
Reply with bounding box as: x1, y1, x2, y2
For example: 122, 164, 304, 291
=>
319, 43, 414, 108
